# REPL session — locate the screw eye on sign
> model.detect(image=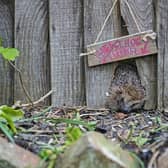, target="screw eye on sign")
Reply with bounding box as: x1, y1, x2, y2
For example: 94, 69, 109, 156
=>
87, 31, 157, 67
